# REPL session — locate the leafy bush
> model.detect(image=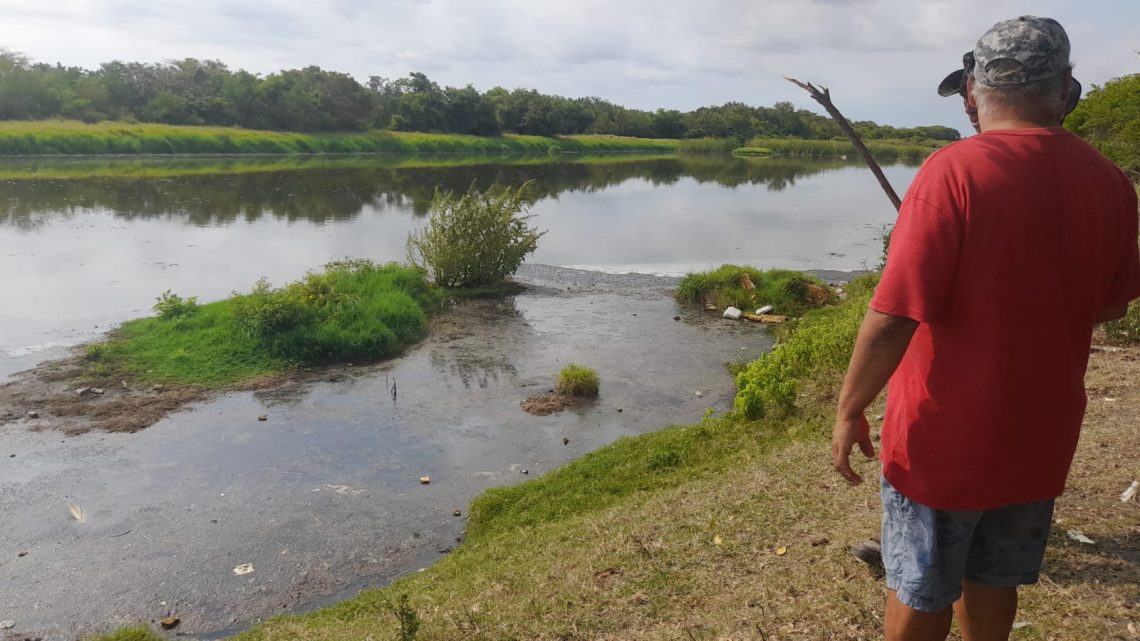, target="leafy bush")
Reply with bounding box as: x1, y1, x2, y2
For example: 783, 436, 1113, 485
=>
734, 275, 878, 418
675, 265, 832, 316
153, 290, 199, 319
1065, 74, 1140, 179
231, 260, 438, 363
406, 180, 545, 288
555, 363, 600, 397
